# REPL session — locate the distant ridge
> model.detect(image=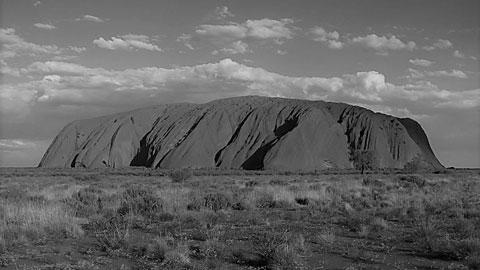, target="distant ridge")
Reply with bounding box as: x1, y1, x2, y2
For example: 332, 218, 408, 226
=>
39, 96, 443, 170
